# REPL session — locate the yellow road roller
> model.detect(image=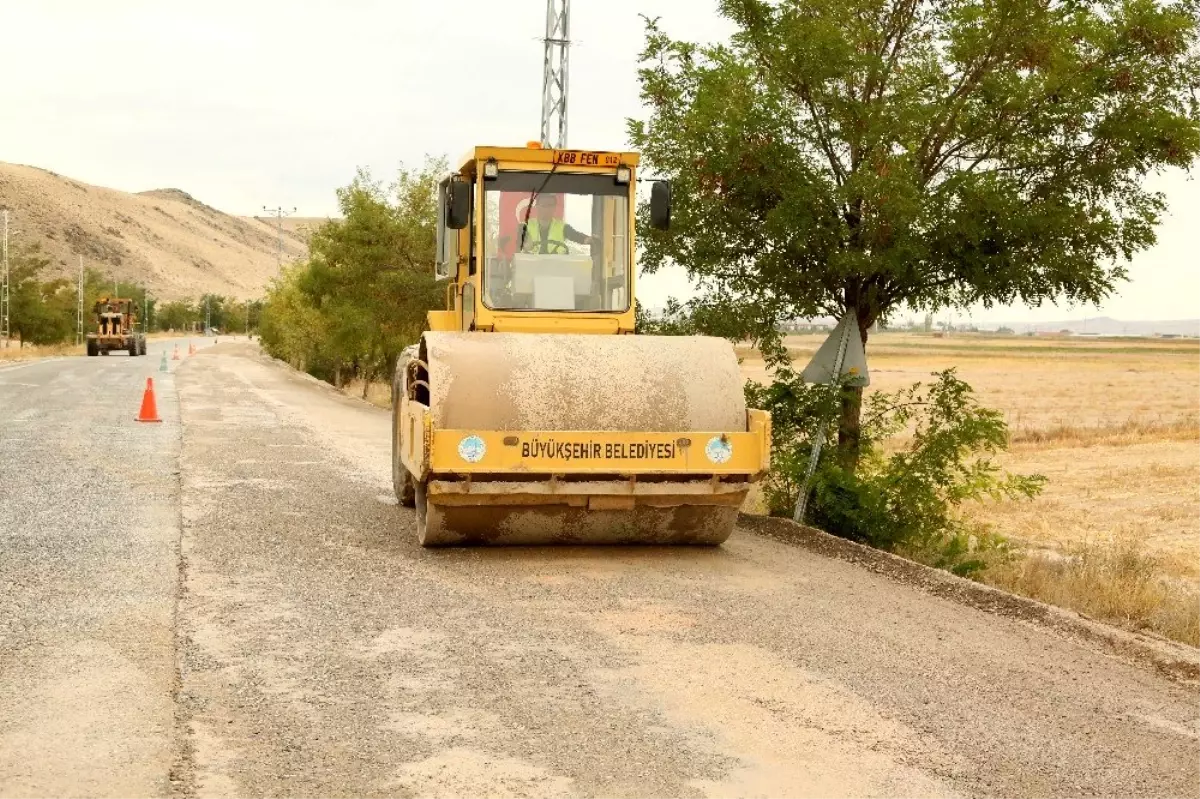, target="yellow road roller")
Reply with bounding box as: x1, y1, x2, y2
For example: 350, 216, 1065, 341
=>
392, 143, 771, 546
